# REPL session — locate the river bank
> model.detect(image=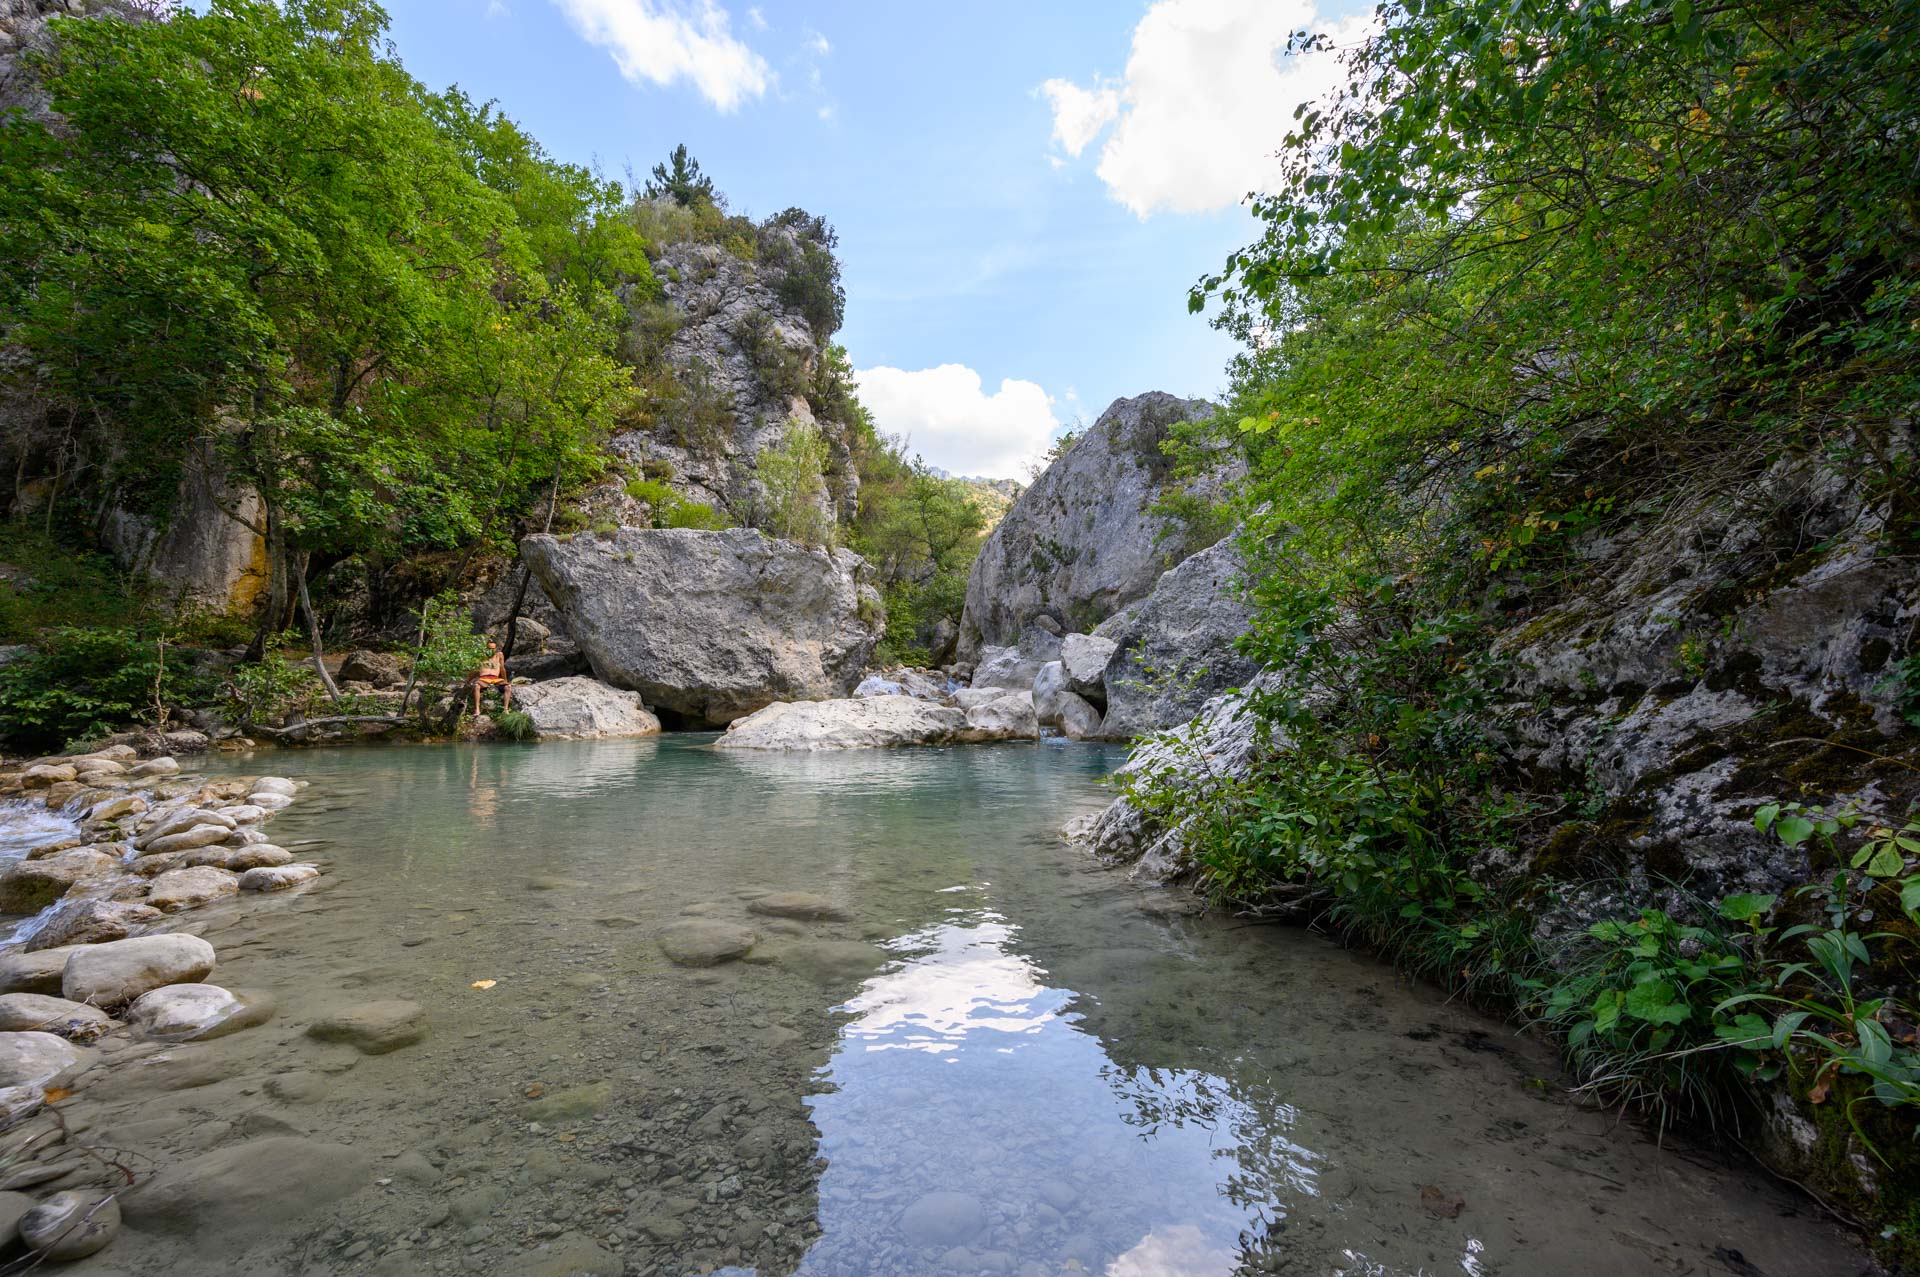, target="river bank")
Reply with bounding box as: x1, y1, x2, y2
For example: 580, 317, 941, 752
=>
0, 736, 1881, 1274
